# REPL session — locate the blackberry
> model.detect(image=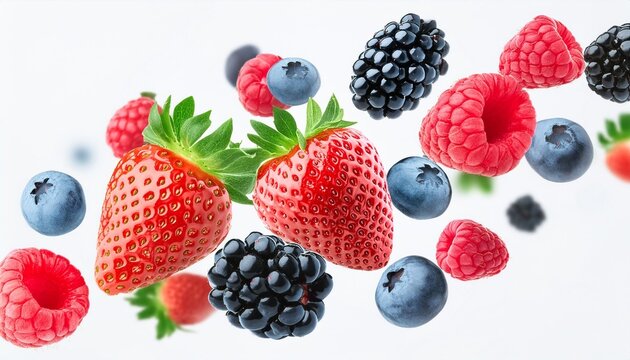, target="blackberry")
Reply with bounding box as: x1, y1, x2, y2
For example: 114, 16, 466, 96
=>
350, 13, 449, 119
506, 195, 545, 232
208, 232, 333, 339
584, 24, 630, 103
